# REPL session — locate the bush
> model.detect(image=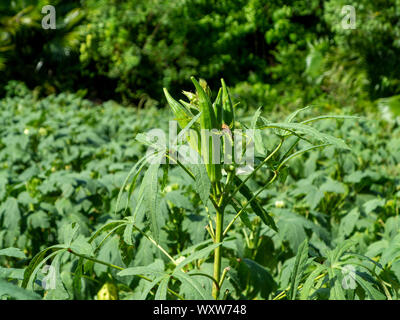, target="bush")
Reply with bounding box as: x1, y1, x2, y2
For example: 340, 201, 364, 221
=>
324, 0, 400, 98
